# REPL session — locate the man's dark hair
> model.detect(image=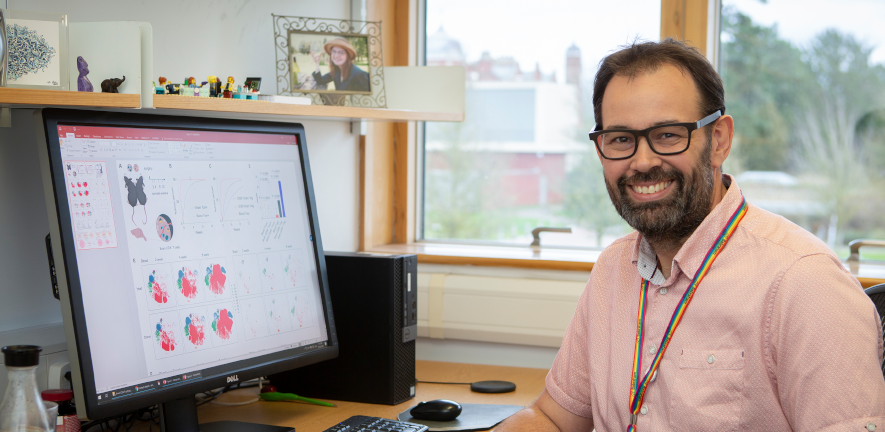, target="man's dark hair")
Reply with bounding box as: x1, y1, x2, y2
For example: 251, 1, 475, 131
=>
592, 38, 725, 128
